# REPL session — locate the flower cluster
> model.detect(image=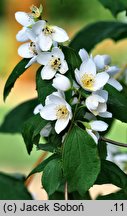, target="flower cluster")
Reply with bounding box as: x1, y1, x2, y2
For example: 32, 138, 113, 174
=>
15, 5, 122, 143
